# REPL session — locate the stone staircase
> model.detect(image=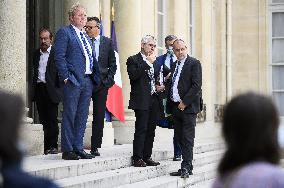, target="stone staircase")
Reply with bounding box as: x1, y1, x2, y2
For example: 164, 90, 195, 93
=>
23, 140, 225, 188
